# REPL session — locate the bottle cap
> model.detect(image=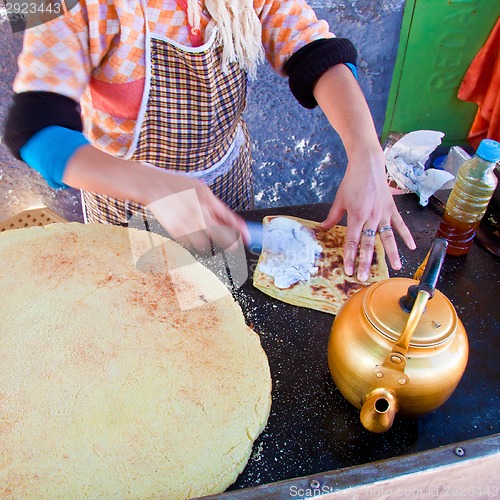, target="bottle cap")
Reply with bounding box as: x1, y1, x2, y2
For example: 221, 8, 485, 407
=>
476, 139, 500, 163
